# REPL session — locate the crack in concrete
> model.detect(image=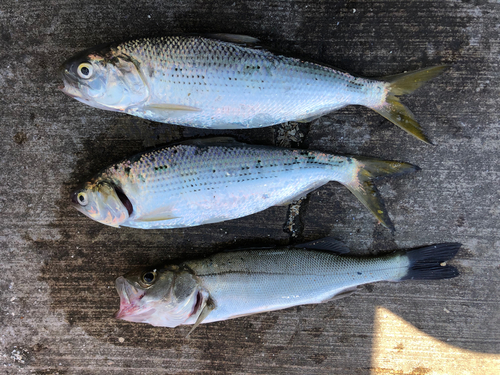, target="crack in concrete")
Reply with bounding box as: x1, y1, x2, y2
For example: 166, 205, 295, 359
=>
275, 121, 311, 241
